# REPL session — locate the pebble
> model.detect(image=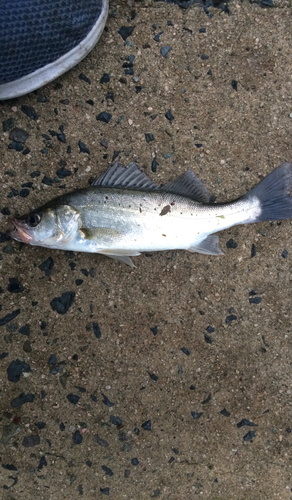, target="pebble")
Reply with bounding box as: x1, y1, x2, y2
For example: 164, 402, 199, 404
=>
243, 431, 256, 442
22, 435, 40, 447
11, 393, 35, 409
95, 435, 109, 447
204, 334, 213, 344
150, 326, 158, 335
78, 140, 90, 154
56, 166, 72, 178
7, 278, 24, 293
7, 359, 30, 382
2, 464, 18, 471
231, 80, 238, 91
226, 238, 237, 249
154, 31, 164, 42
237, 419, 257, 428
9, 127, 29, 143
19, 325, 30, 337
102, 465, 114, 476
8, 141, 24, 152
21, 104, 39, 121
50, 291, 75, 314
102, 393, 114, 407
131, 458, 139, 466
151, 157, 159, 173
191, 411, 203, 420
251, 244, 256, 257
249, 297, 262, 304
35, 421, 46, 429
110, 415, 122, 426
38, 456, 47, 470
206, 325, 214, 333
141, 420, 151, 431
100, 73, 110, 84
181, 347, 190, 356
161, 46, 172, 58
67, 393, 80, 405
72, 430, 83, 444
145, 133, 154, 143
39, 257, 54, 277
79, 73, 91, 84
165, 109, 174, 121
96, 112, 112, 123
226, 314, 237, 324
150, 373, 158, 382
118, 26, 134, 41
3, 117, 15, 131
100, 488, 110, 495
220, 408, 230, 417
282, 249, 288, 258
93, 322, 102, 338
